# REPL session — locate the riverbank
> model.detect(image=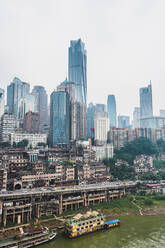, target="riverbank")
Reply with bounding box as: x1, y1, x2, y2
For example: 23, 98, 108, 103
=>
55, 195, 165, 218
1, 195, 165, 241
